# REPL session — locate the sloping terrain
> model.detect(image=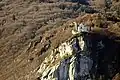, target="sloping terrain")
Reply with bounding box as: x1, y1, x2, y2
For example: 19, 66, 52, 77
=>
0, 0, 120, 80
0, 0, 79, 80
